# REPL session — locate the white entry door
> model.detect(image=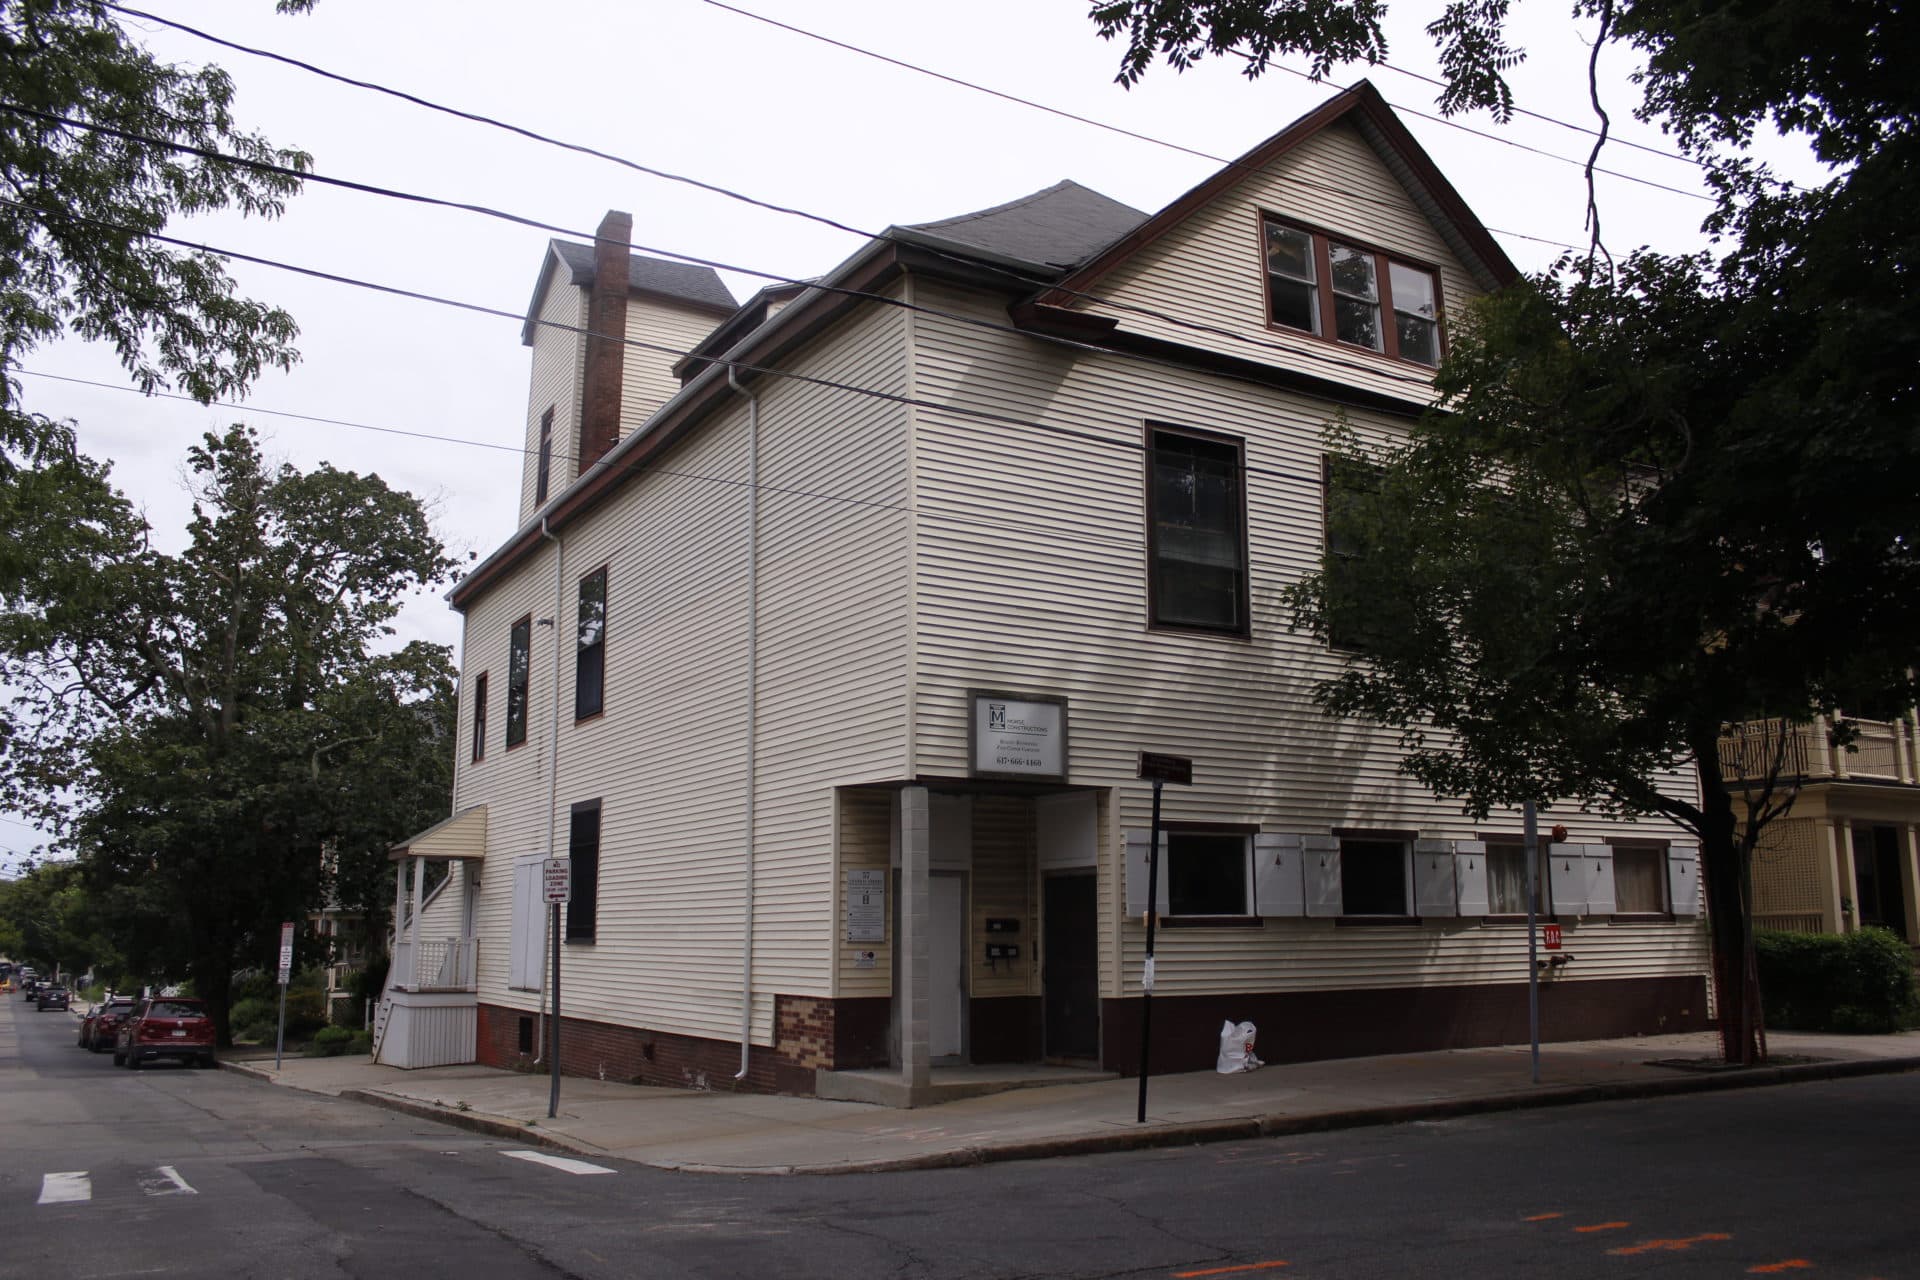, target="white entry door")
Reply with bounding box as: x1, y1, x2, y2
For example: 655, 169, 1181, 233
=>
930, 873, 966, 1061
